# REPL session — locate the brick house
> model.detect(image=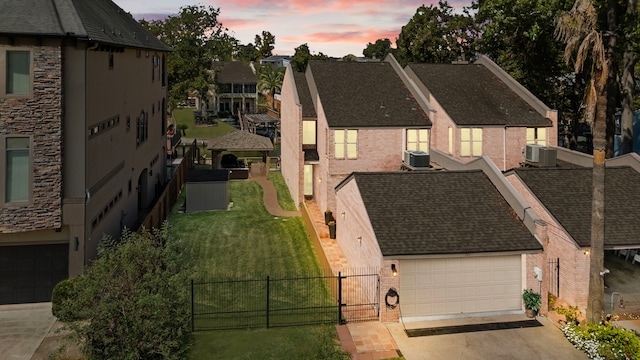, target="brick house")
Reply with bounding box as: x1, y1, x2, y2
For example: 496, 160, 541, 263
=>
334, 152, 544, 322
280, 55, 433, 214
0, 0, 169, 304
504, 150, 640, 312
208, 61, 258, 115
404, 55, 558, 171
